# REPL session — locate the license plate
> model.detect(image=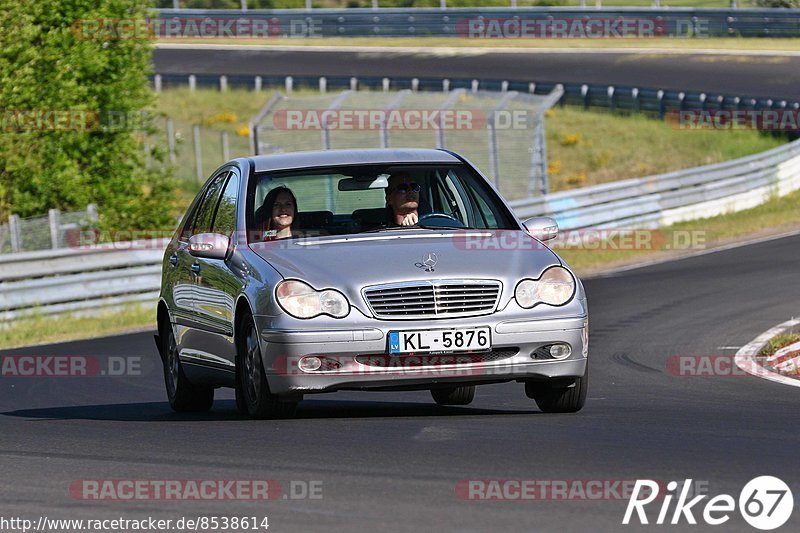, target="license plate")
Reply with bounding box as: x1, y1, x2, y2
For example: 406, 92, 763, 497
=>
388, 327, 491, 355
